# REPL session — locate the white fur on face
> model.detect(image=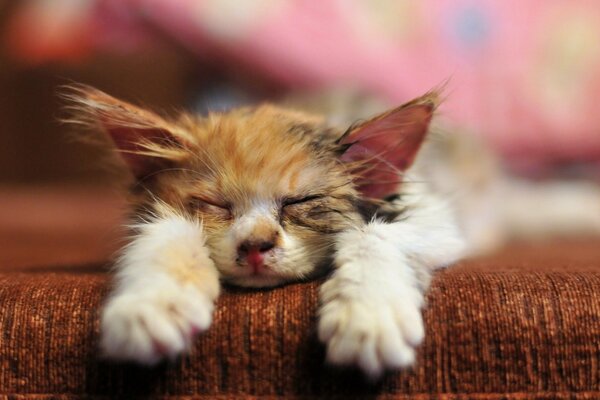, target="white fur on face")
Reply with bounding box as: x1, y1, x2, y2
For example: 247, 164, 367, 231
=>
208, 199, 327, 287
